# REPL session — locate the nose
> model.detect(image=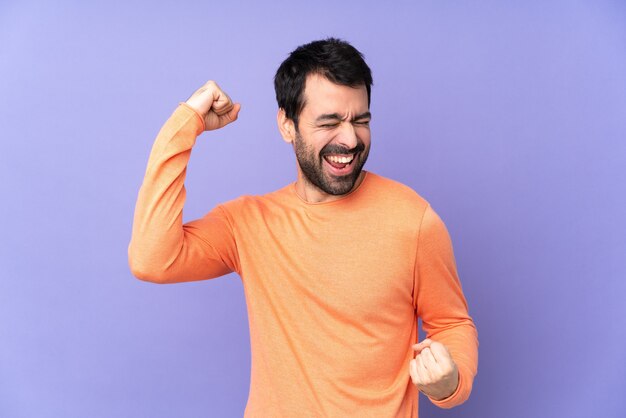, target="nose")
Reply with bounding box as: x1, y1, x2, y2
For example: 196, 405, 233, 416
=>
335, 121, 358, 150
